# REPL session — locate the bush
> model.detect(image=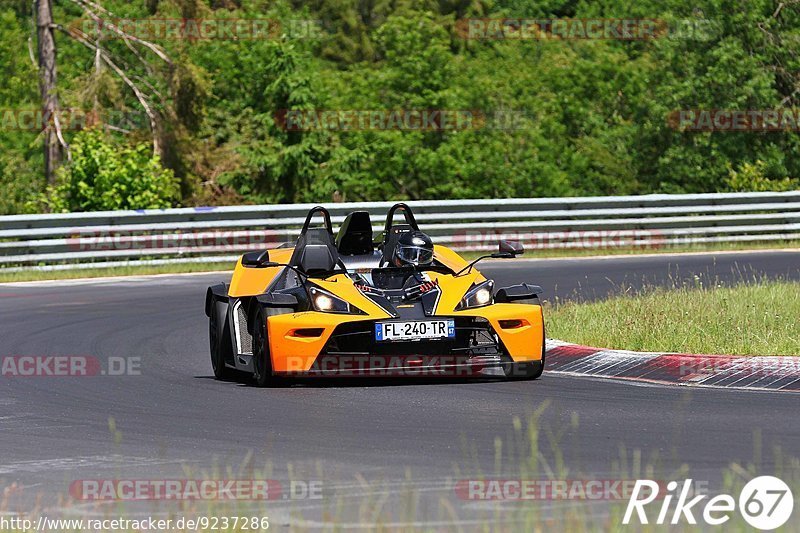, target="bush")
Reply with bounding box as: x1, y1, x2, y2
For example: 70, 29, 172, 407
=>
724, 160, 799, 193
44, 129, 179, 212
